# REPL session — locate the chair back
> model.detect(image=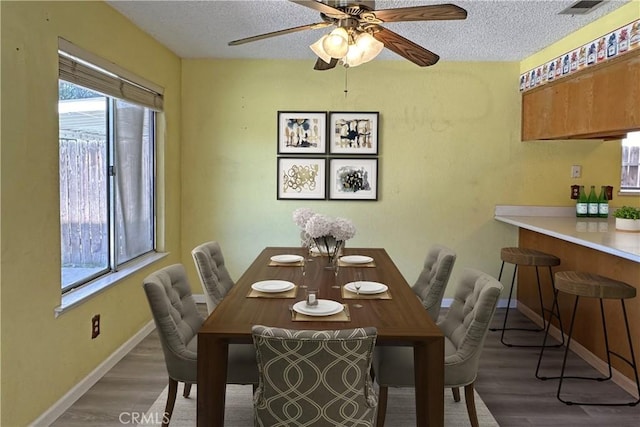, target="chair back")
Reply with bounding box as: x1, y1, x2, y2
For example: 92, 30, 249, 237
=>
438, 268, 503, 388
252, 325, 378, 427
412, 244, 457, 321
191, 241, 235, 312
142, 264, 203, 383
